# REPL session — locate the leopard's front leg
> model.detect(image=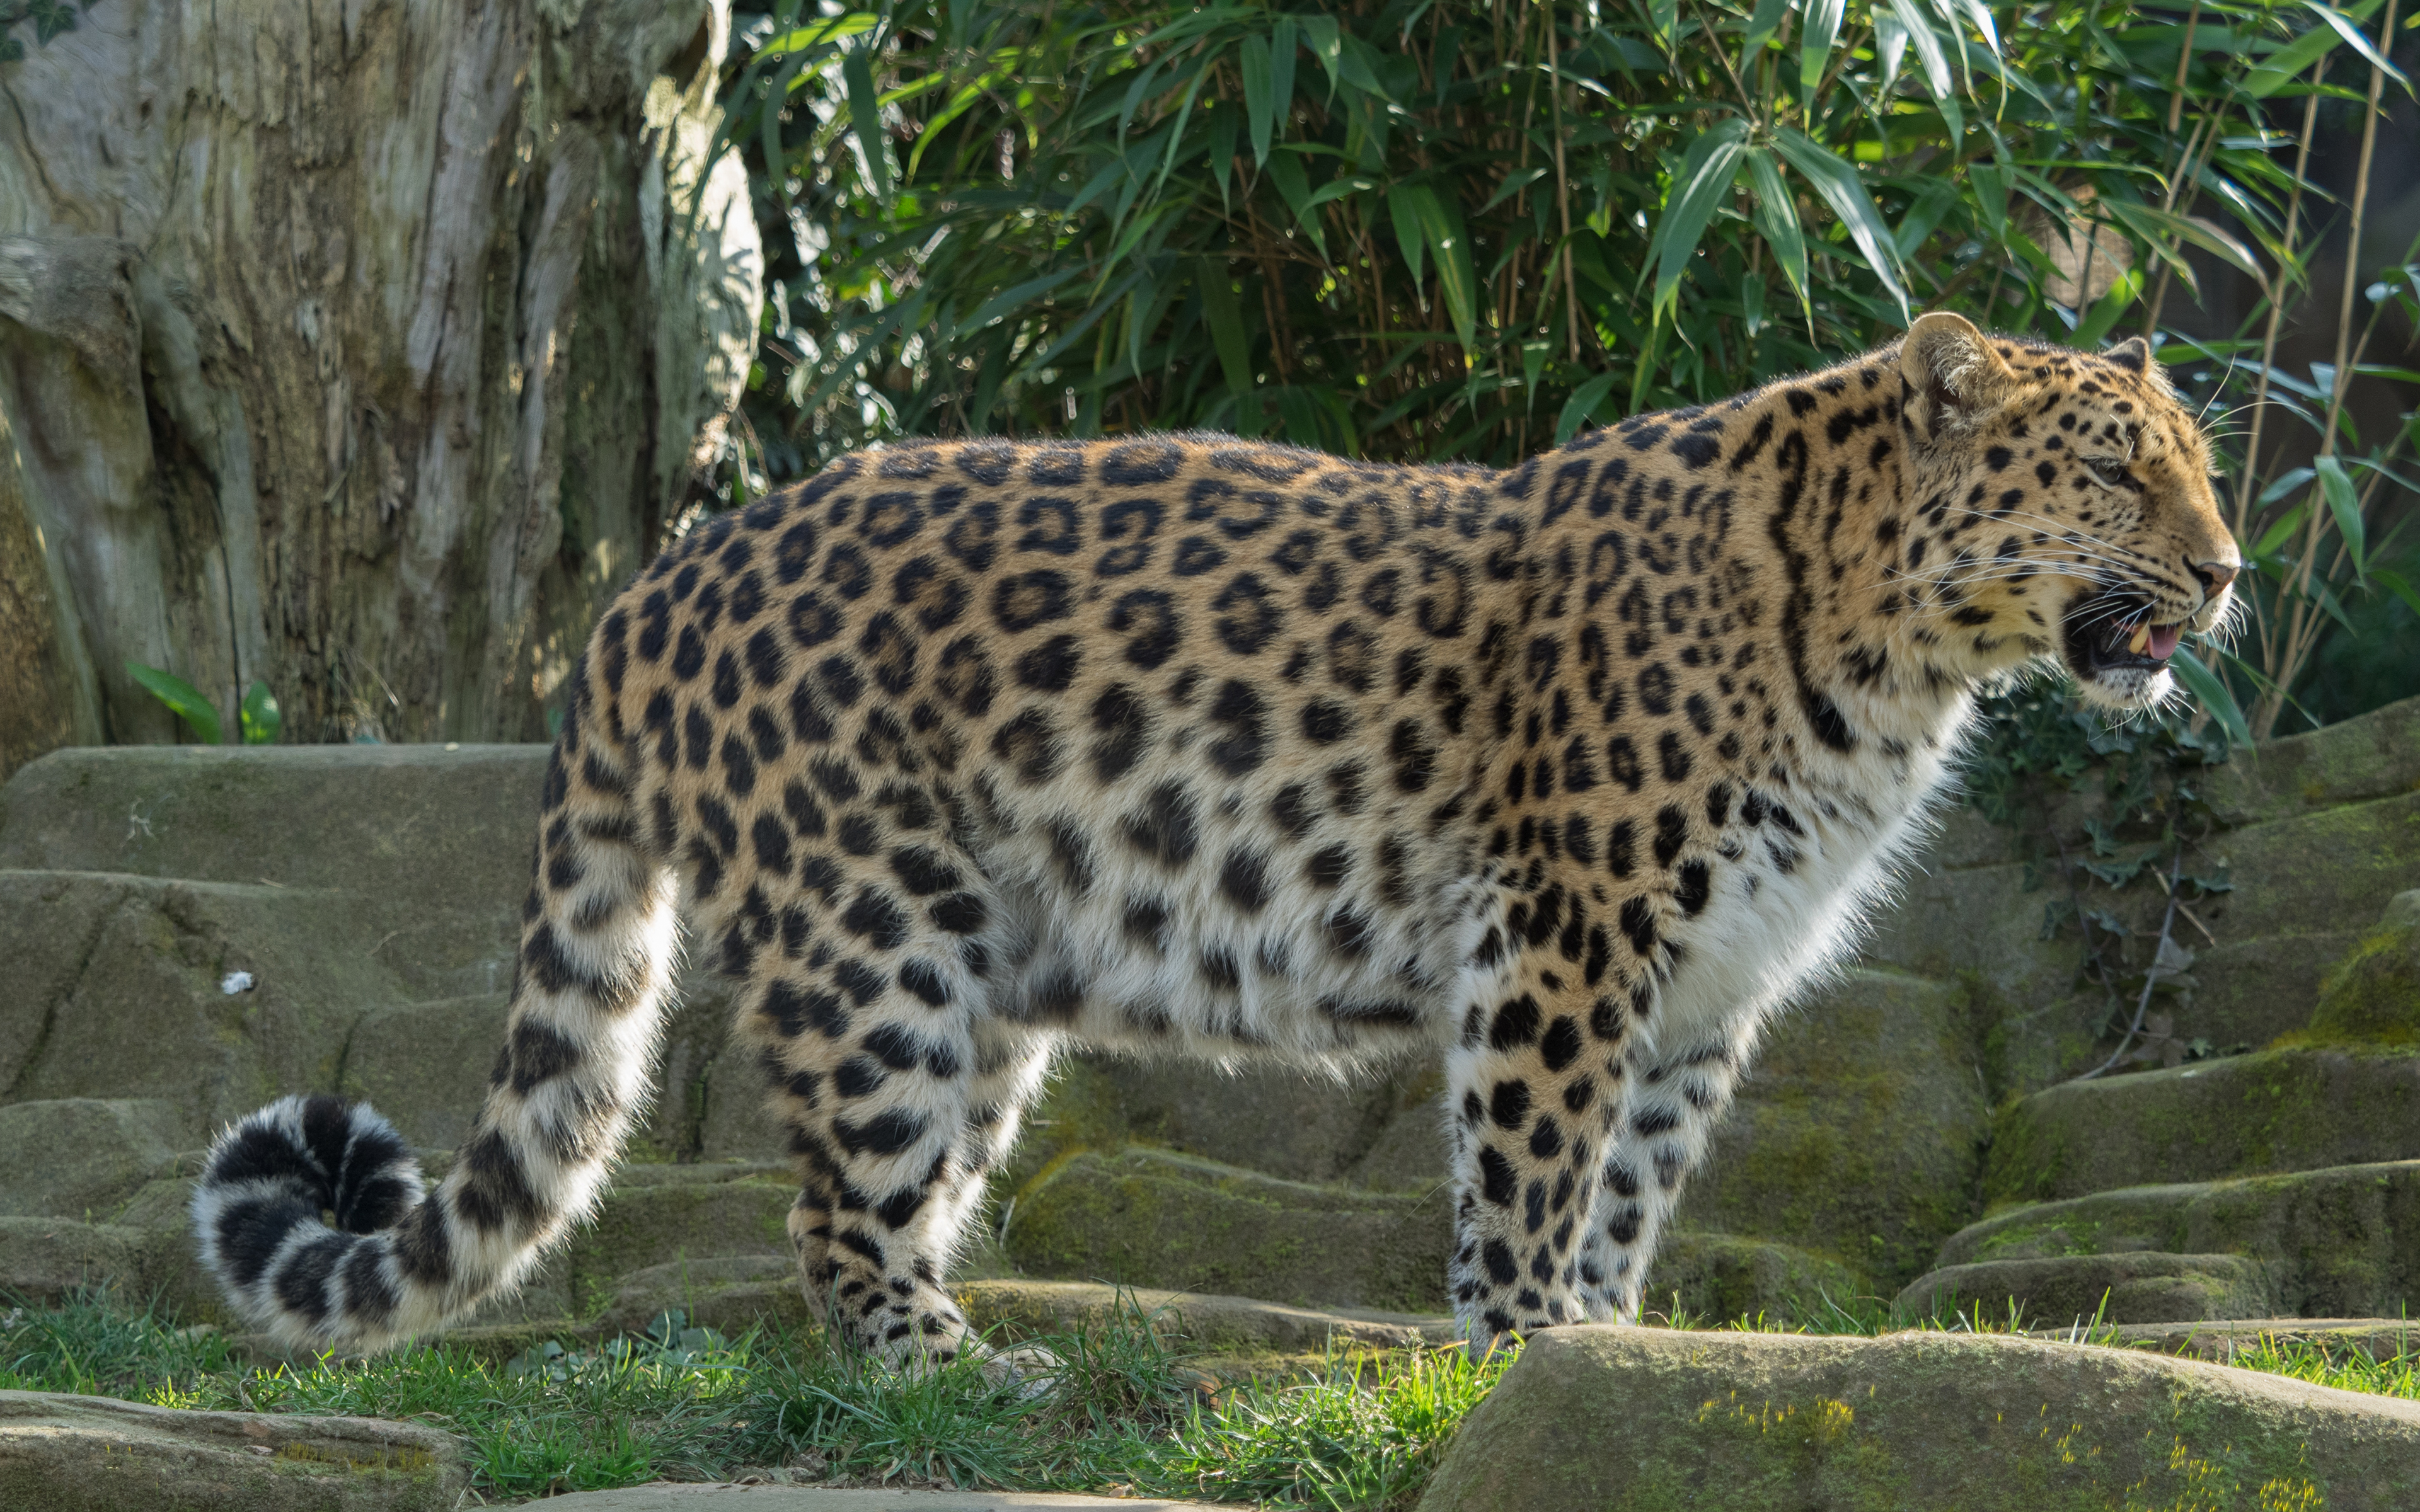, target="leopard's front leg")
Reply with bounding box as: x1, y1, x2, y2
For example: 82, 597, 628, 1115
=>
1443, 927, 1634, 1351
1573, 1018, 1758, 1324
